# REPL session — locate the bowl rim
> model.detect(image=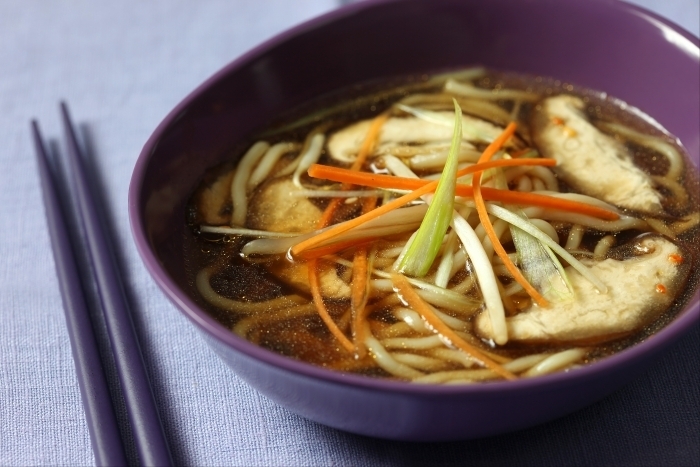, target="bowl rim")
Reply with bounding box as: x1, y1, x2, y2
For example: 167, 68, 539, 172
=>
129, 0, 700, 396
